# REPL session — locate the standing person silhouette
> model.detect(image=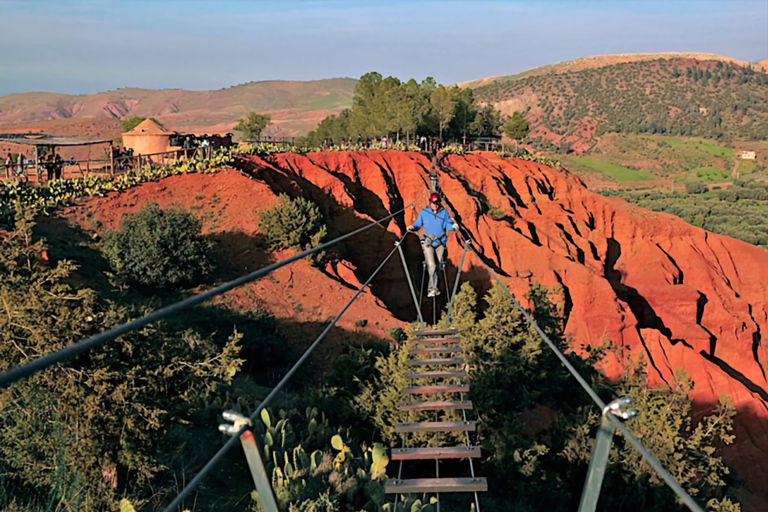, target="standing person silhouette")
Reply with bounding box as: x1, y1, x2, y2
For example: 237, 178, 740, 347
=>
408, 193, 456, 297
